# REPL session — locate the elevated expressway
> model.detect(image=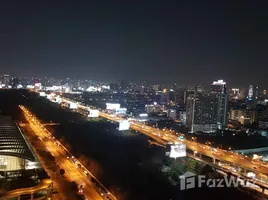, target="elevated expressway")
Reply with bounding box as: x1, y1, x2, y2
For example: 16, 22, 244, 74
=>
62, 98, 268, 183
0, 179, 52, 200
